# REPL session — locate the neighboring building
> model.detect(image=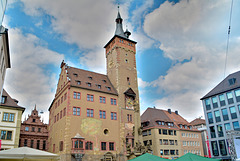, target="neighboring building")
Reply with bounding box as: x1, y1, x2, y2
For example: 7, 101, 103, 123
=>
19, 105, 48, 151
141, 107, 203, 159
0, 26, 10, 97
0, 0, 10, 97
190, 118, 210, 157
0, 89, 25, 150
201, 71, 240, 160
48, 9, 140, 161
